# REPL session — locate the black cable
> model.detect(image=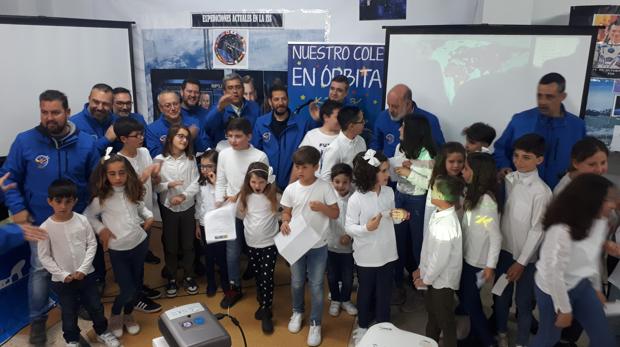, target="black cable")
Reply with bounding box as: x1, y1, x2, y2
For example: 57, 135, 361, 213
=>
215, 312, 248, 347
